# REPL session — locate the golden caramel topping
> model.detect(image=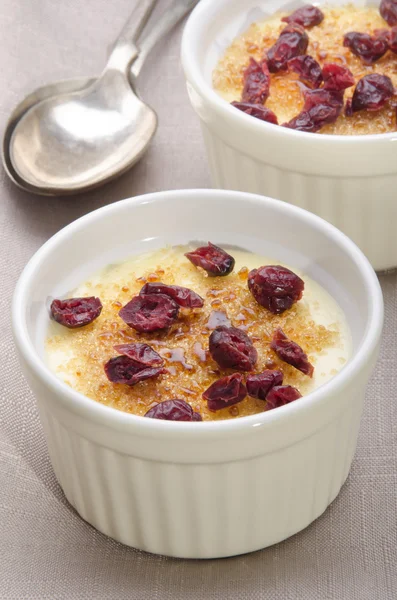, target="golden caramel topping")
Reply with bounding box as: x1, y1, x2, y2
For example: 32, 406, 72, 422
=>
238, 266, 249, 280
